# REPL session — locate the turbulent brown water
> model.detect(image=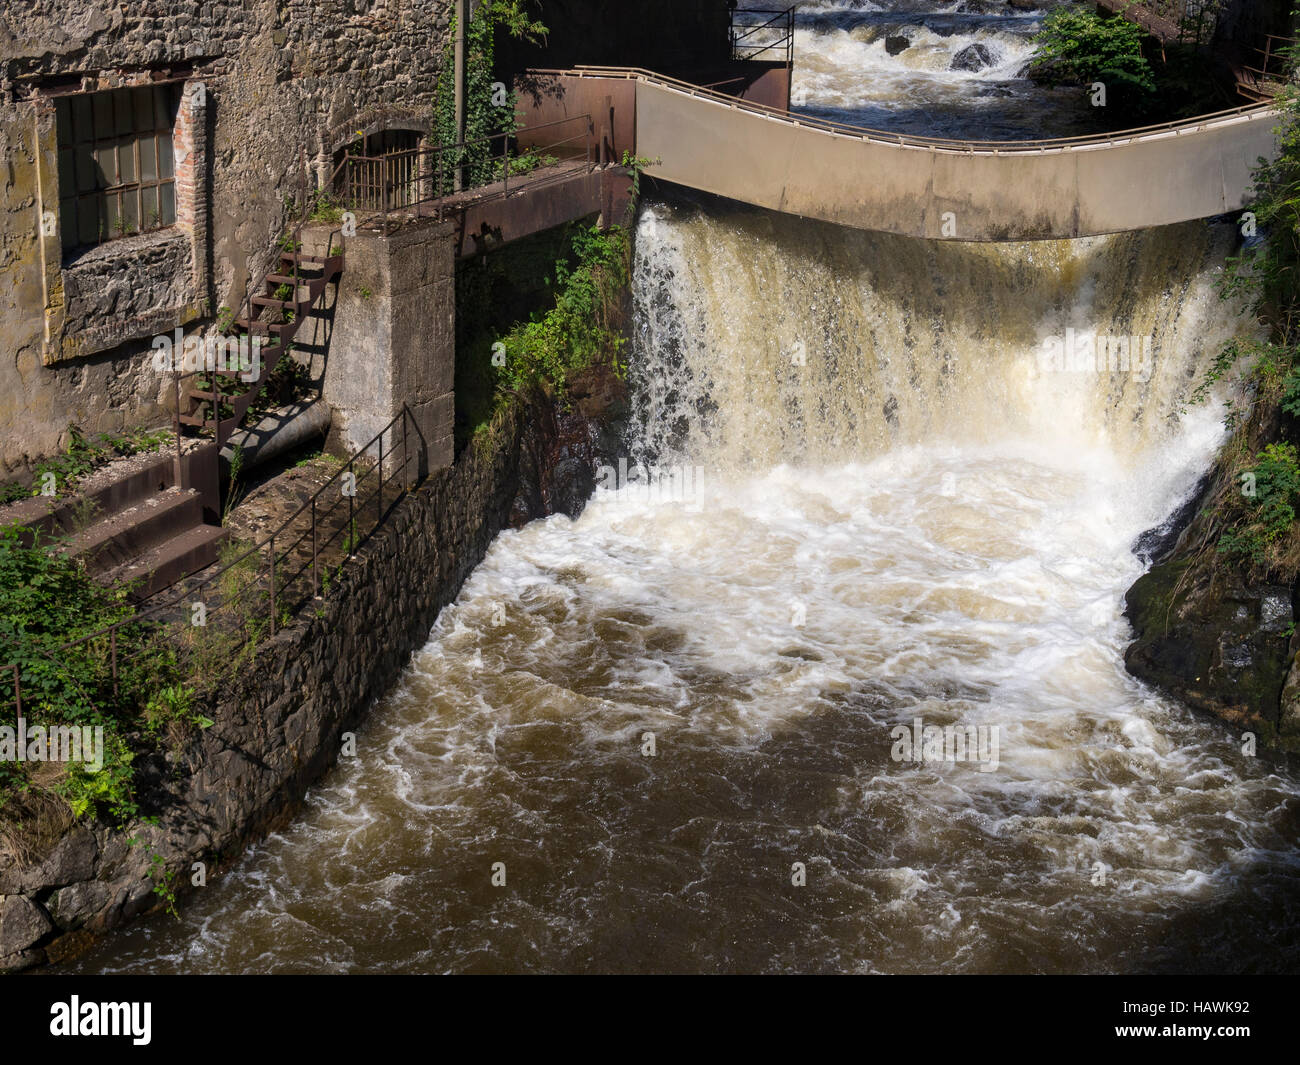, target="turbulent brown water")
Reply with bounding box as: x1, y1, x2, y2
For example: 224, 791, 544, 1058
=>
745, 0, 1096, 140
67, 200, 1300, 974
